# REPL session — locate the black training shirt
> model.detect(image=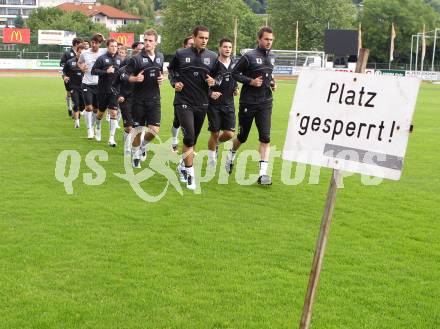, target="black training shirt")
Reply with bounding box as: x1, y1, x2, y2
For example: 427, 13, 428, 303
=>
62, 57, 84, 90
210, 57, 238, 106
122, 50, 164, 101
113, 66, 134, 99
60, 47, 76, 67
91, 52, 122, 94
232, 47, 275, 105
168, 46, 218, 107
